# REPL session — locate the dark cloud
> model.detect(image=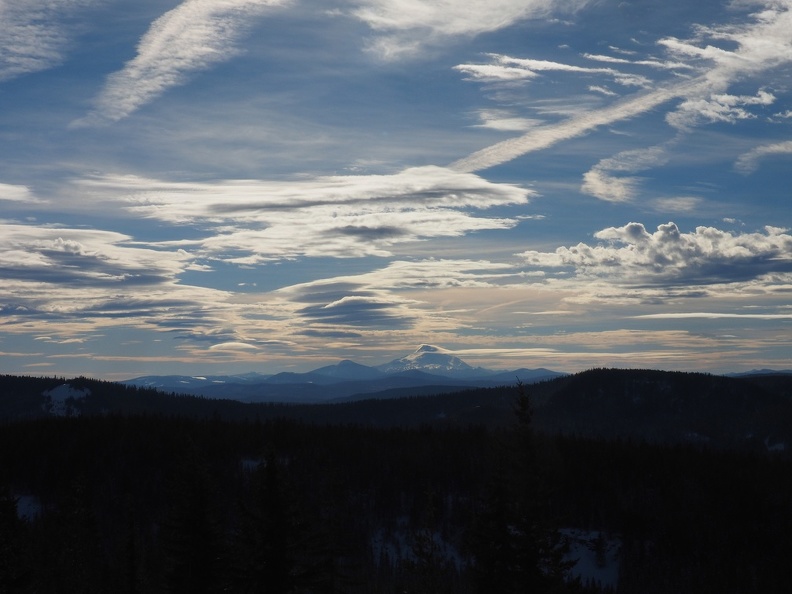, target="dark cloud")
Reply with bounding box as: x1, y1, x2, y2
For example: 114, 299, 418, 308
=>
297, 296, 412, 329
295, 329, 364, 338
